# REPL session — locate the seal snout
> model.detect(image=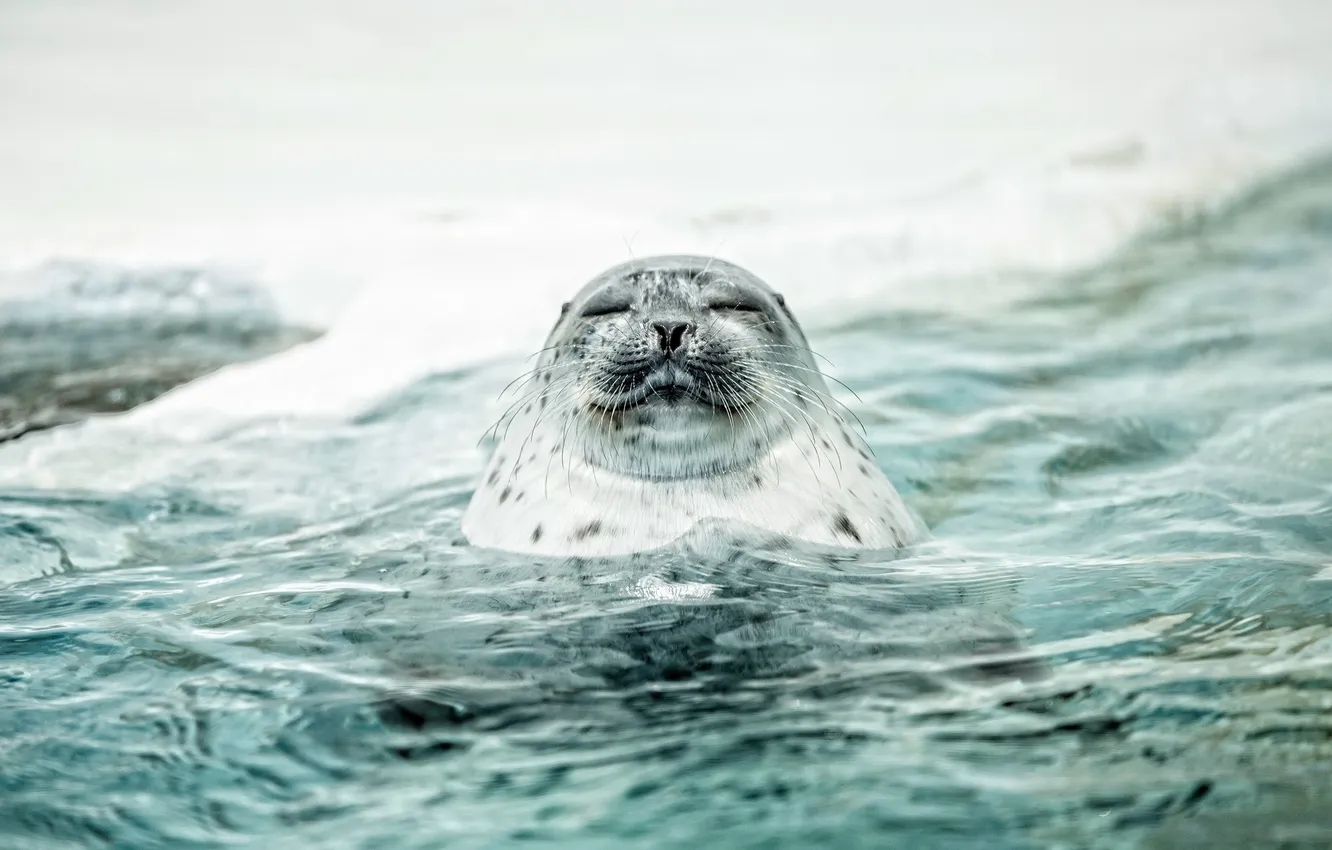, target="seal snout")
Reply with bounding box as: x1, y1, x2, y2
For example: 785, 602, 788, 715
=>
650, 320, 694, 355
645, 362, 691, 392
